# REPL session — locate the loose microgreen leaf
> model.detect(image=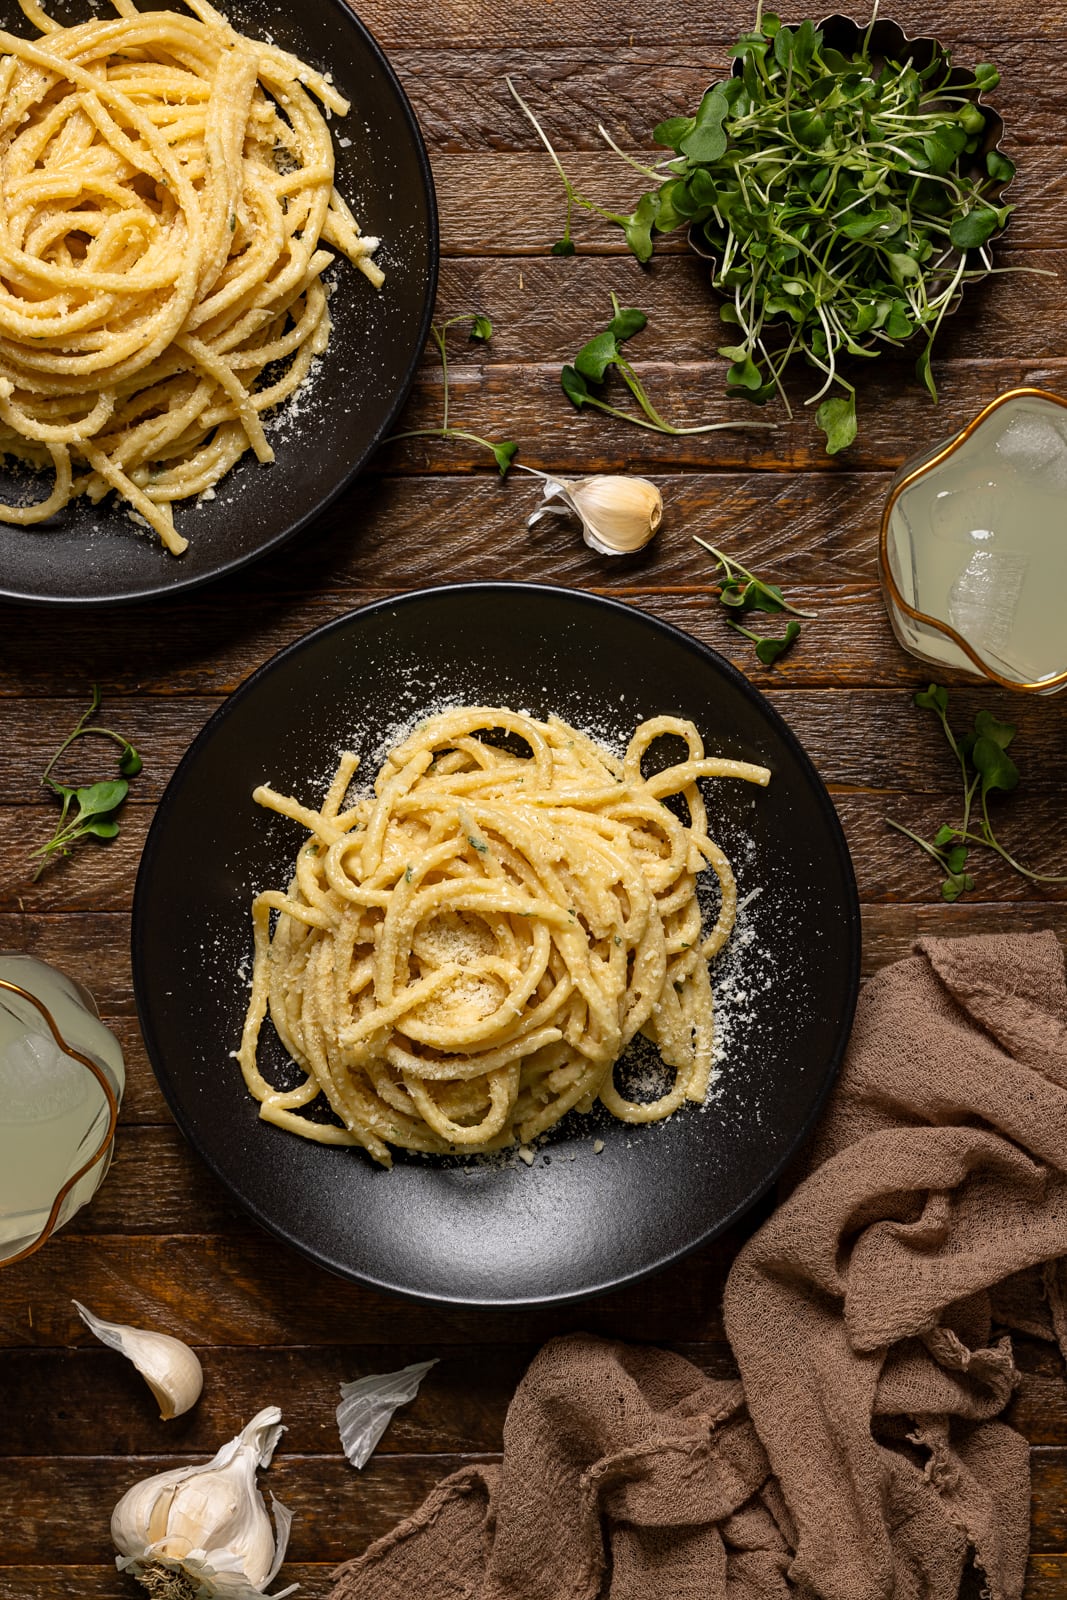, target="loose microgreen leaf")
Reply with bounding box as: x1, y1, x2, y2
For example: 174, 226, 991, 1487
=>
561, 364, 591, 408
551, 238, 577, 256
973, 709, 1016, 751
575, 330, 622, 384
75, 779, 128, 818
915, 342, 938, 403
679, 86, 730, 163
941, 872, 976, 903
621, 191, 659, 263
945, 844, 969, 875
607, 304, 648, 343
726, 354, 765, 392
653, 115, 695, 150
491, 440, 520, 477
971, 735, 1019, 797
31, 689, 143, 878
728, 618, 801, 665
562, 299, 775, 438
83, 819, 121, 839
887, 684, 1067, 899
815, 393, 858, 455
915, 684, 950, 715
695, 537, 814, 665
756, 620, 802, 664
387, 312, 520, 476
